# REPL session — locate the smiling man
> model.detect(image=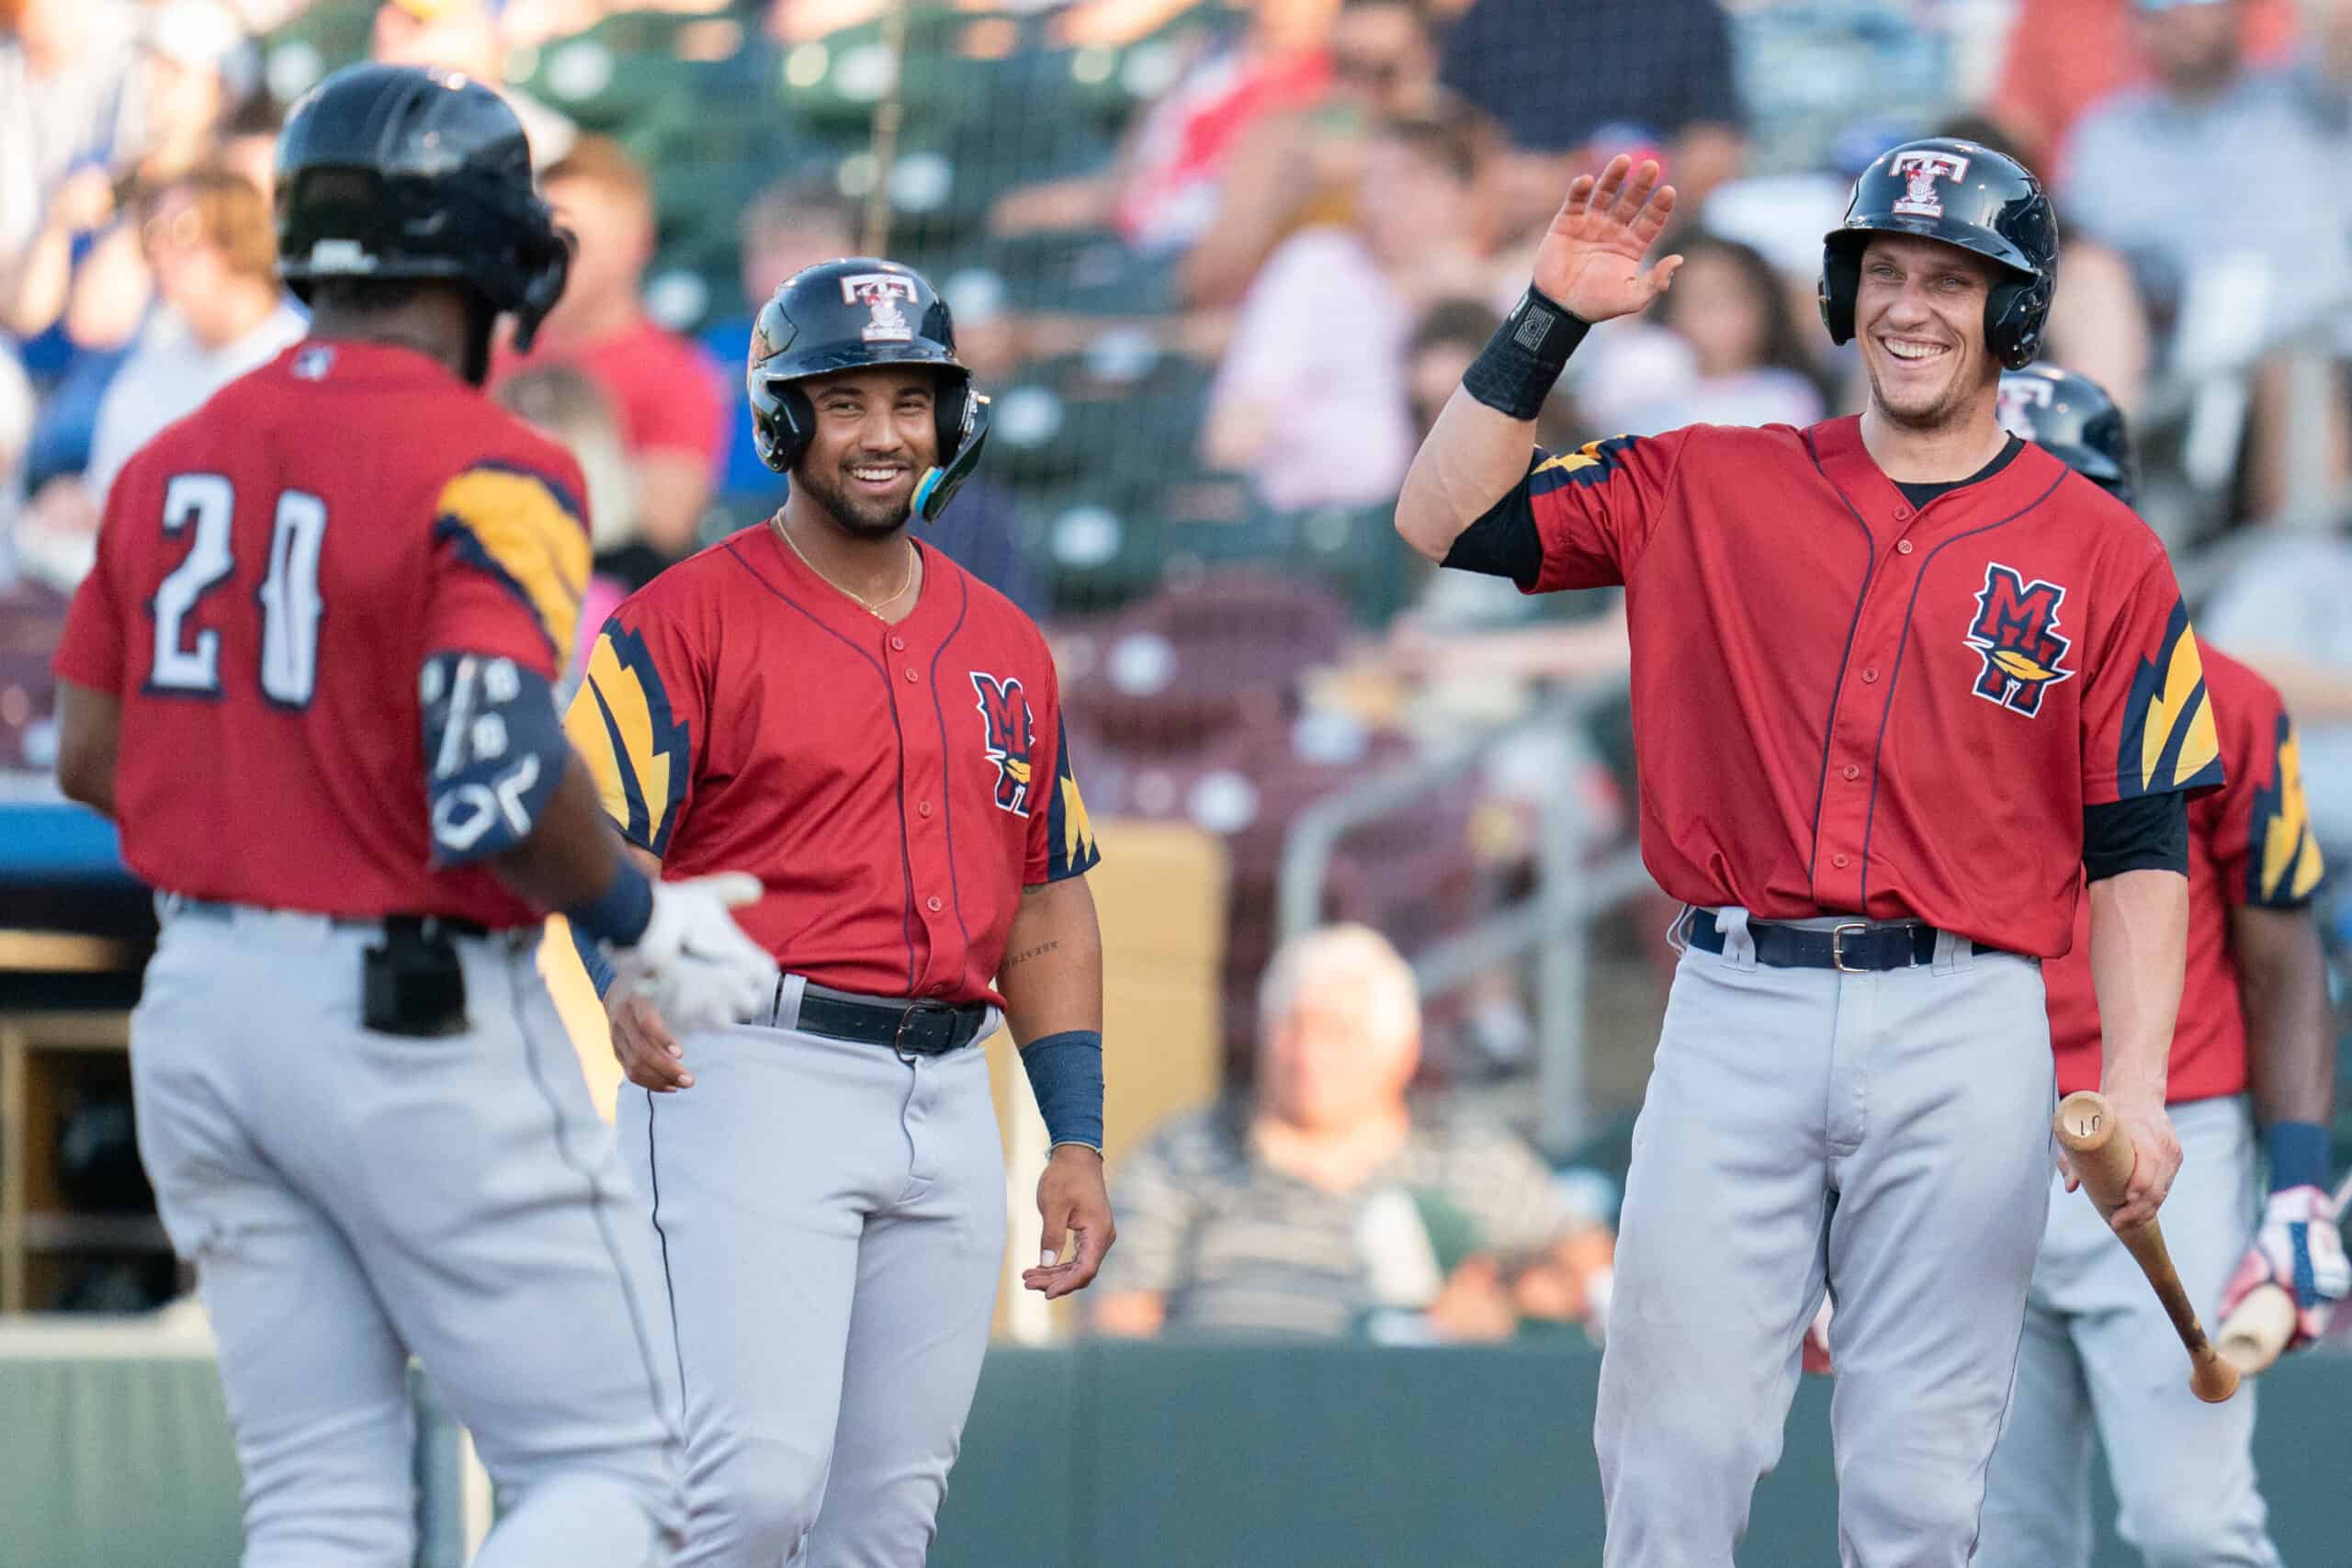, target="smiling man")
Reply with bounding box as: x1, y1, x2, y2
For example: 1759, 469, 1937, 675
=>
563, 256, 1113, 1567
1395, 142, 2221, 1566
